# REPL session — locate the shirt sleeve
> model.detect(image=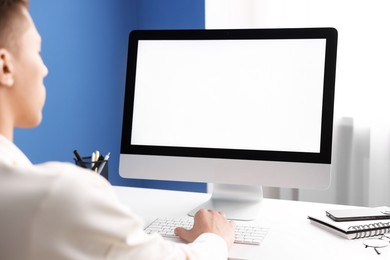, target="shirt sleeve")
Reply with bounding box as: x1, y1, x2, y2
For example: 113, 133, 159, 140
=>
30, 162, 228, 260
